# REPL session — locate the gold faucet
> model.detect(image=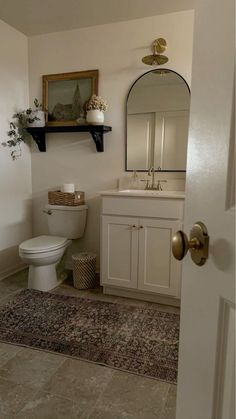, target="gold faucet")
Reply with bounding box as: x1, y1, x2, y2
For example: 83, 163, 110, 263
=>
147, 166, 167, 190
148, 166, 156, 189
156, 179, 167, 190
